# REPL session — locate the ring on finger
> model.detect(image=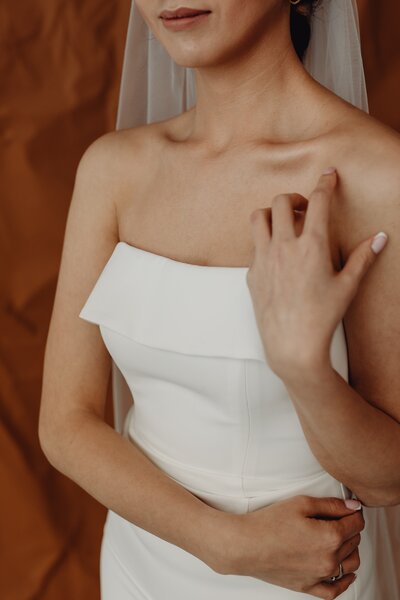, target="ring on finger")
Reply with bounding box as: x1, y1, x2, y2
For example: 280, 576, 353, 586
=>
328, 562, 344, 583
